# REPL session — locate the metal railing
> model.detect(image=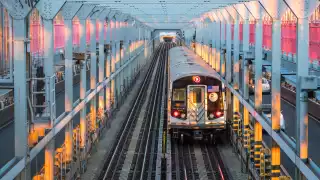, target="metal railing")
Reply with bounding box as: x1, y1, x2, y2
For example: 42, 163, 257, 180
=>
30, 75, 56, 121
